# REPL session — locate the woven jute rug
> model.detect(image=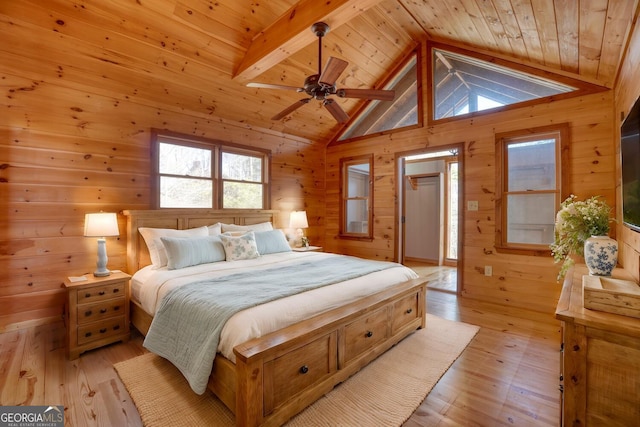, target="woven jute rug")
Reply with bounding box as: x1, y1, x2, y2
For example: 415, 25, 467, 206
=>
114, 314, 479, 427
